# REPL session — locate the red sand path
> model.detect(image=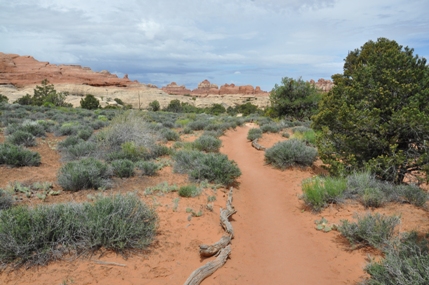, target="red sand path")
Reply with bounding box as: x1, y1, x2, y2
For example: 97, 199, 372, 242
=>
210, 125, 367, 284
